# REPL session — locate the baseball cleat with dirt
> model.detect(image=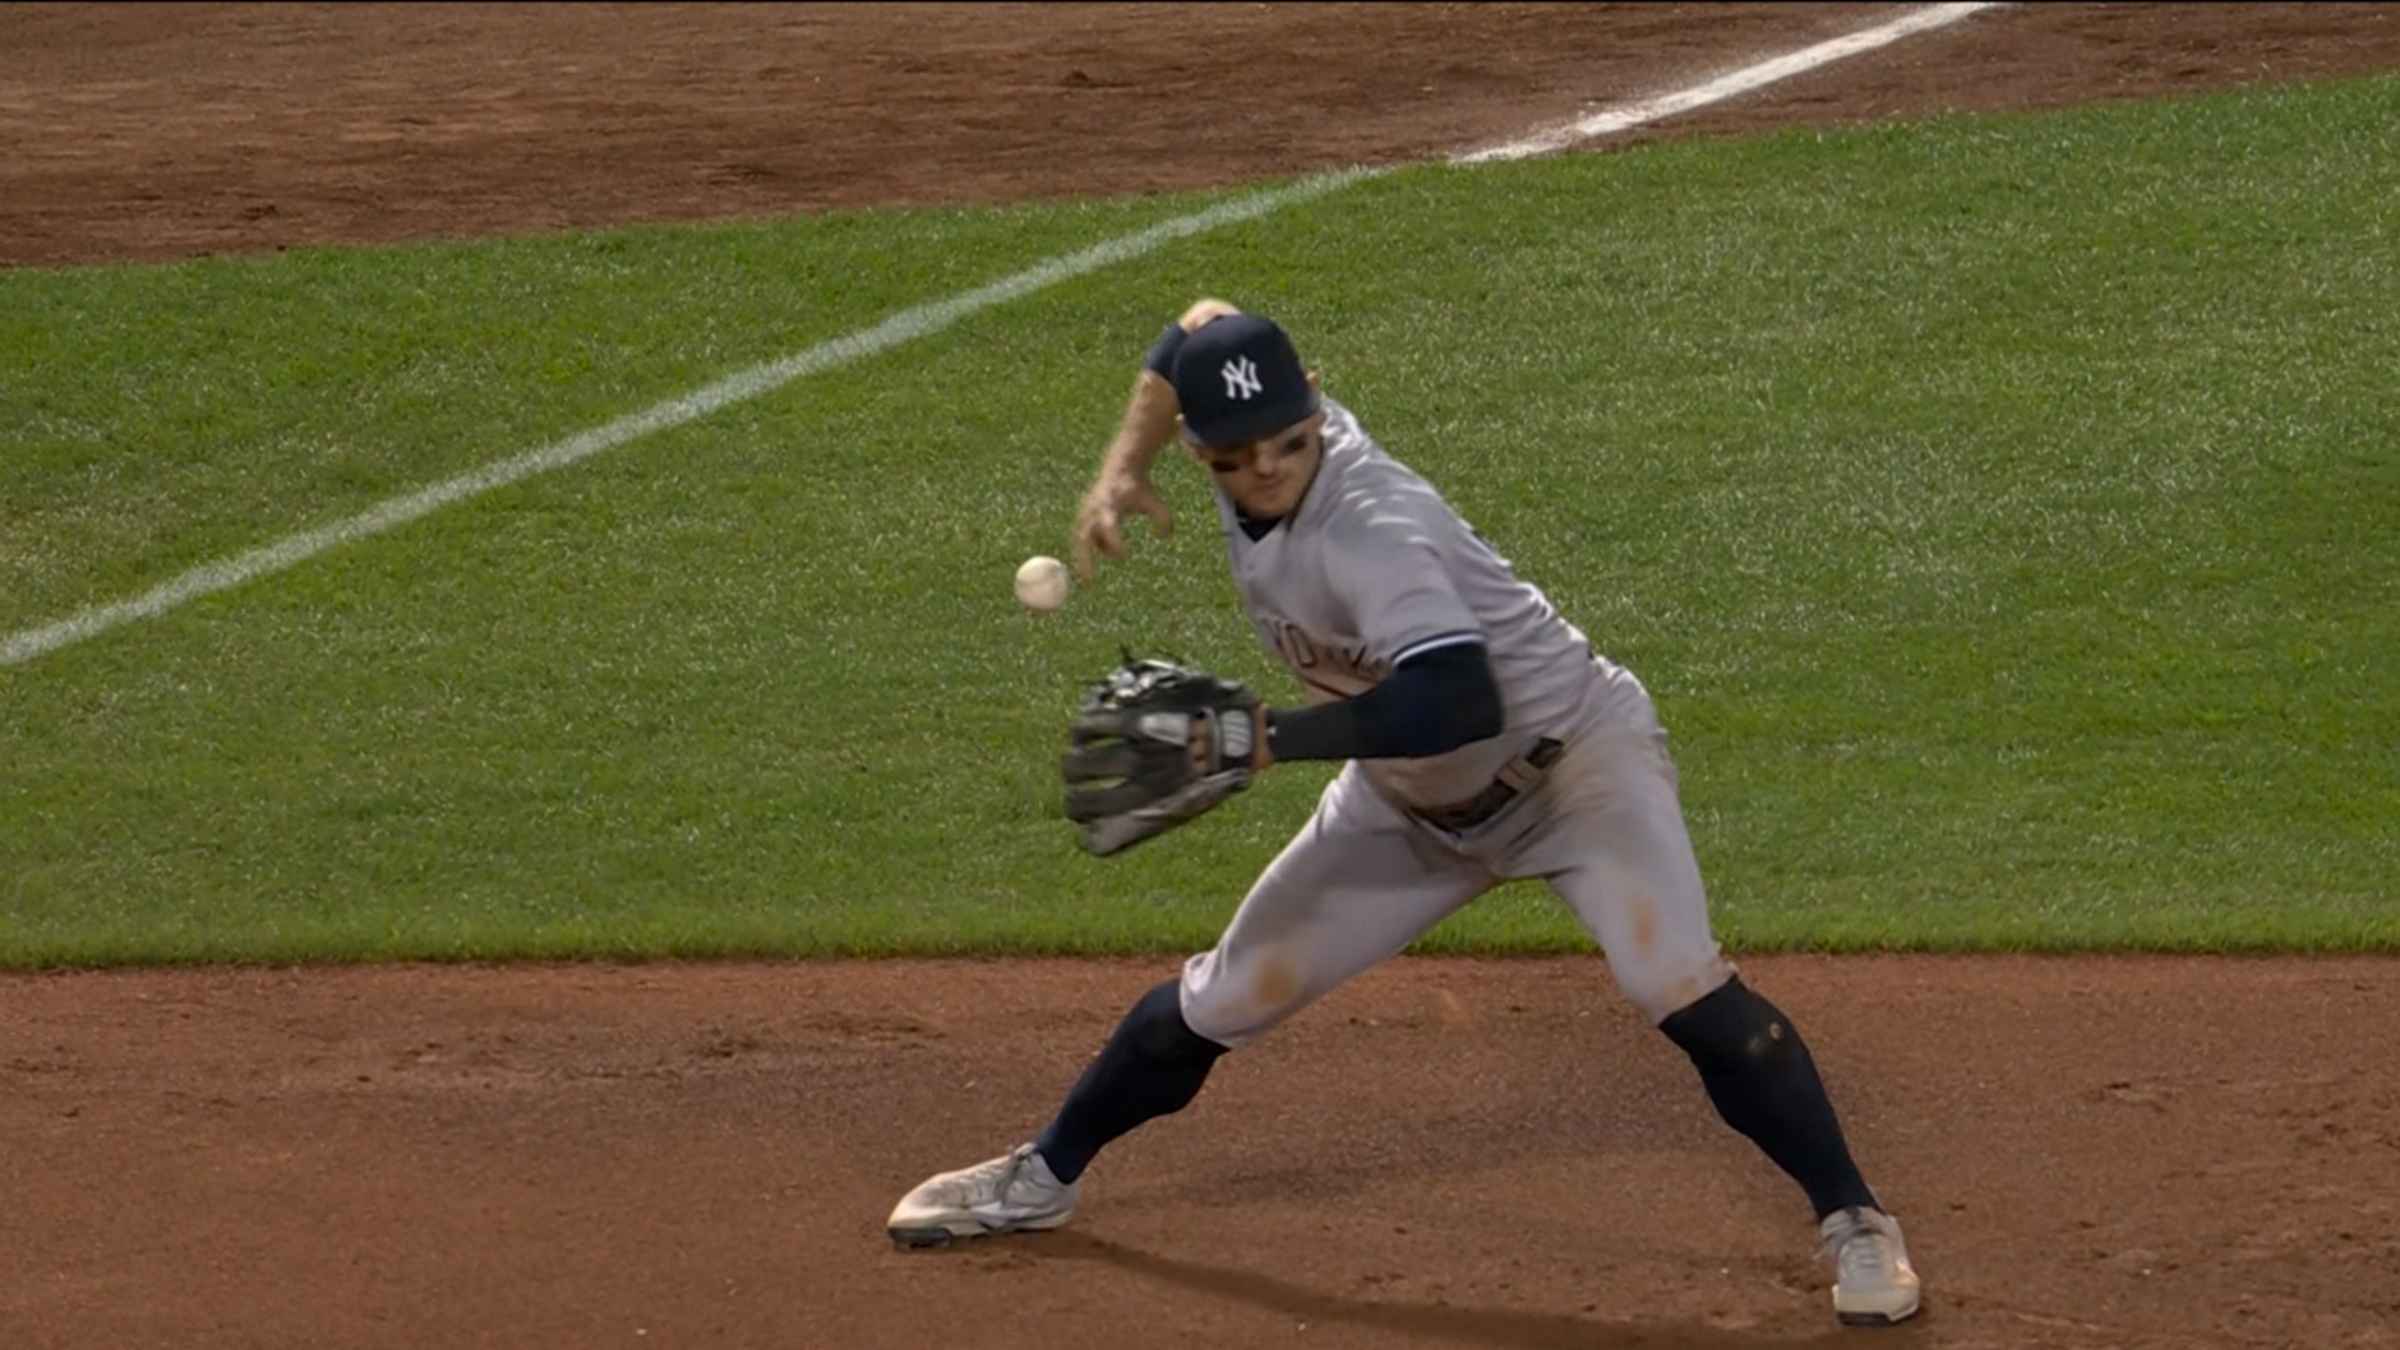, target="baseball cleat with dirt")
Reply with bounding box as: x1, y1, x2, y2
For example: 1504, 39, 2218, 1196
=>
887, 1143, 1077, 1249
1819, 1205, 1922, 1326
